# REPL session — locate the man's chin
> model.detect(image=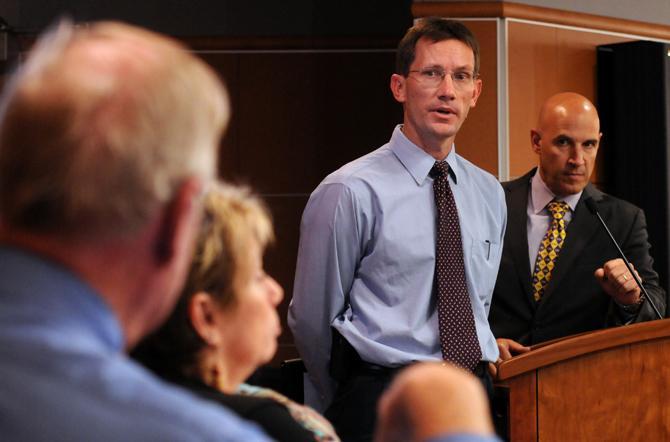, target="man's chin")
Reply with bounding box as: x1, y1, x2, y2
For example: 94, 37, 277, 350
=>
428, 123, 460, 140
557, 181, 588, 196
